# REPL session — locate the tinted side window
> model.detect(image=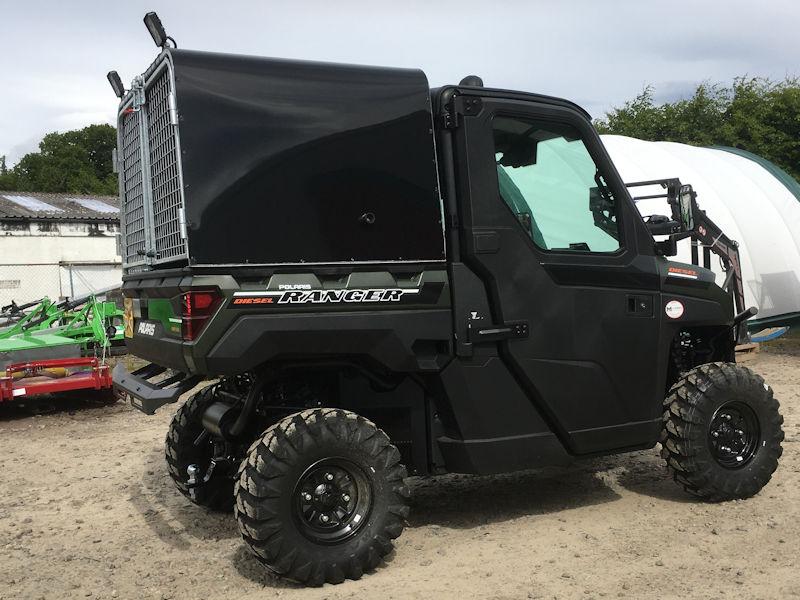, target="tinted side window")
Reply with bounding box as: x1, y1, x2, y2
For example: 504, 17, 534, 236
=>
493, 116, 621, 253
